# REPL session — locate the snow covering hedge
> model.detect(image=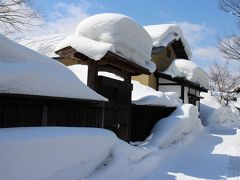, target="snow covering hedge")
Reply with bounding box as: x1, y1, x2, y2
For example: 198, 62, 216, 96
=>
56, 13, 156, 72
200, 92, 240, 126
